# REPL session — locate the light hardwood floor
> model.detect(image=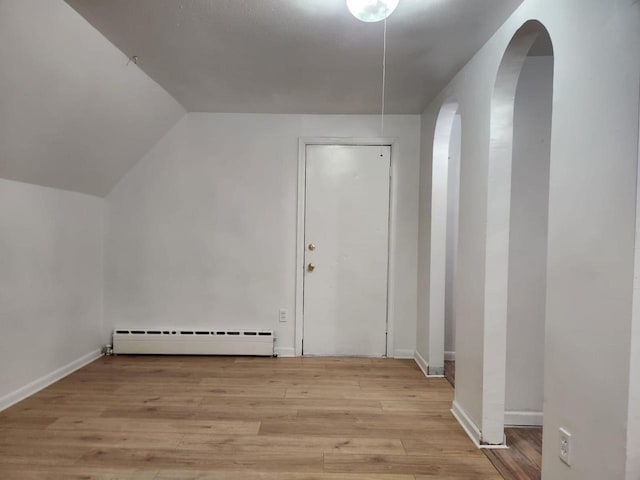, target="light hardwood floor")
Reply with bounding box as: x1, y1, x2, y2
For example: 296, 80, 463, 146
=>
0, 356, 502, 479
